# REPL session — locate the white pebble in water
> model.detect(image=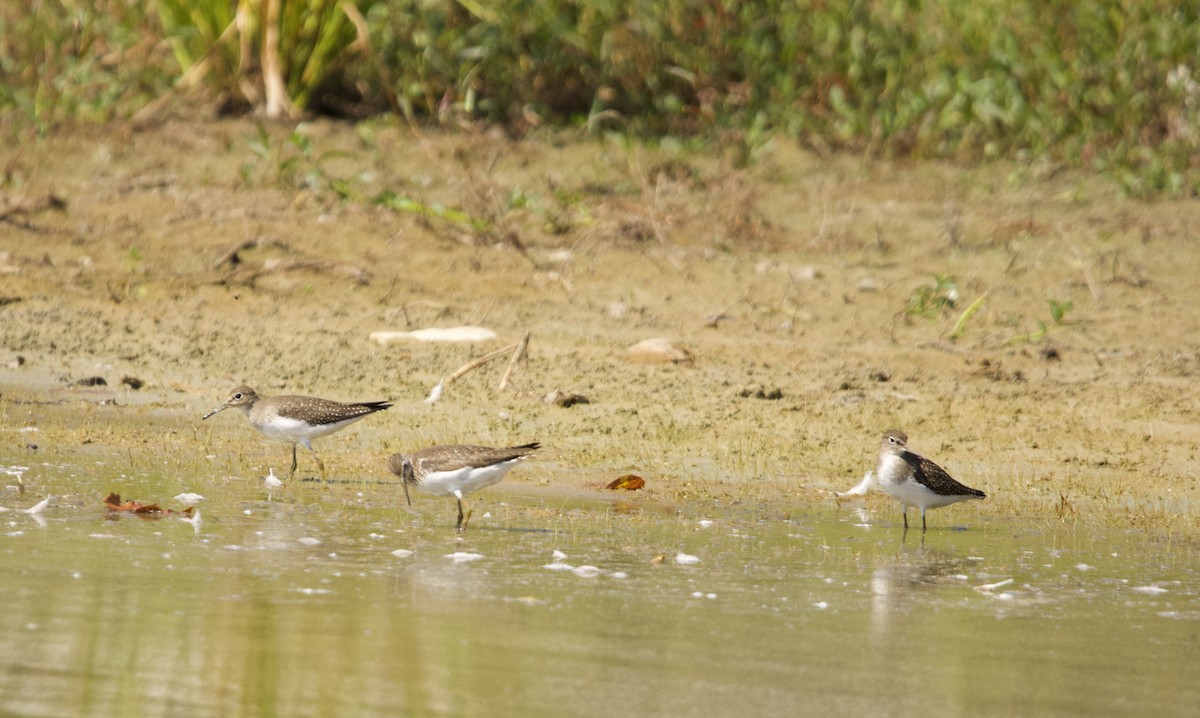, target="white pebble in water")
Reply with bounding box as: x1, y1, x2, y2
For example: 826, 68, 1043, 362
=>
391, 549, 413, 558
675, 552, 701, 565
445, 552, 484, 563
571, 565, 602, 578
297, 537, 322, 547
